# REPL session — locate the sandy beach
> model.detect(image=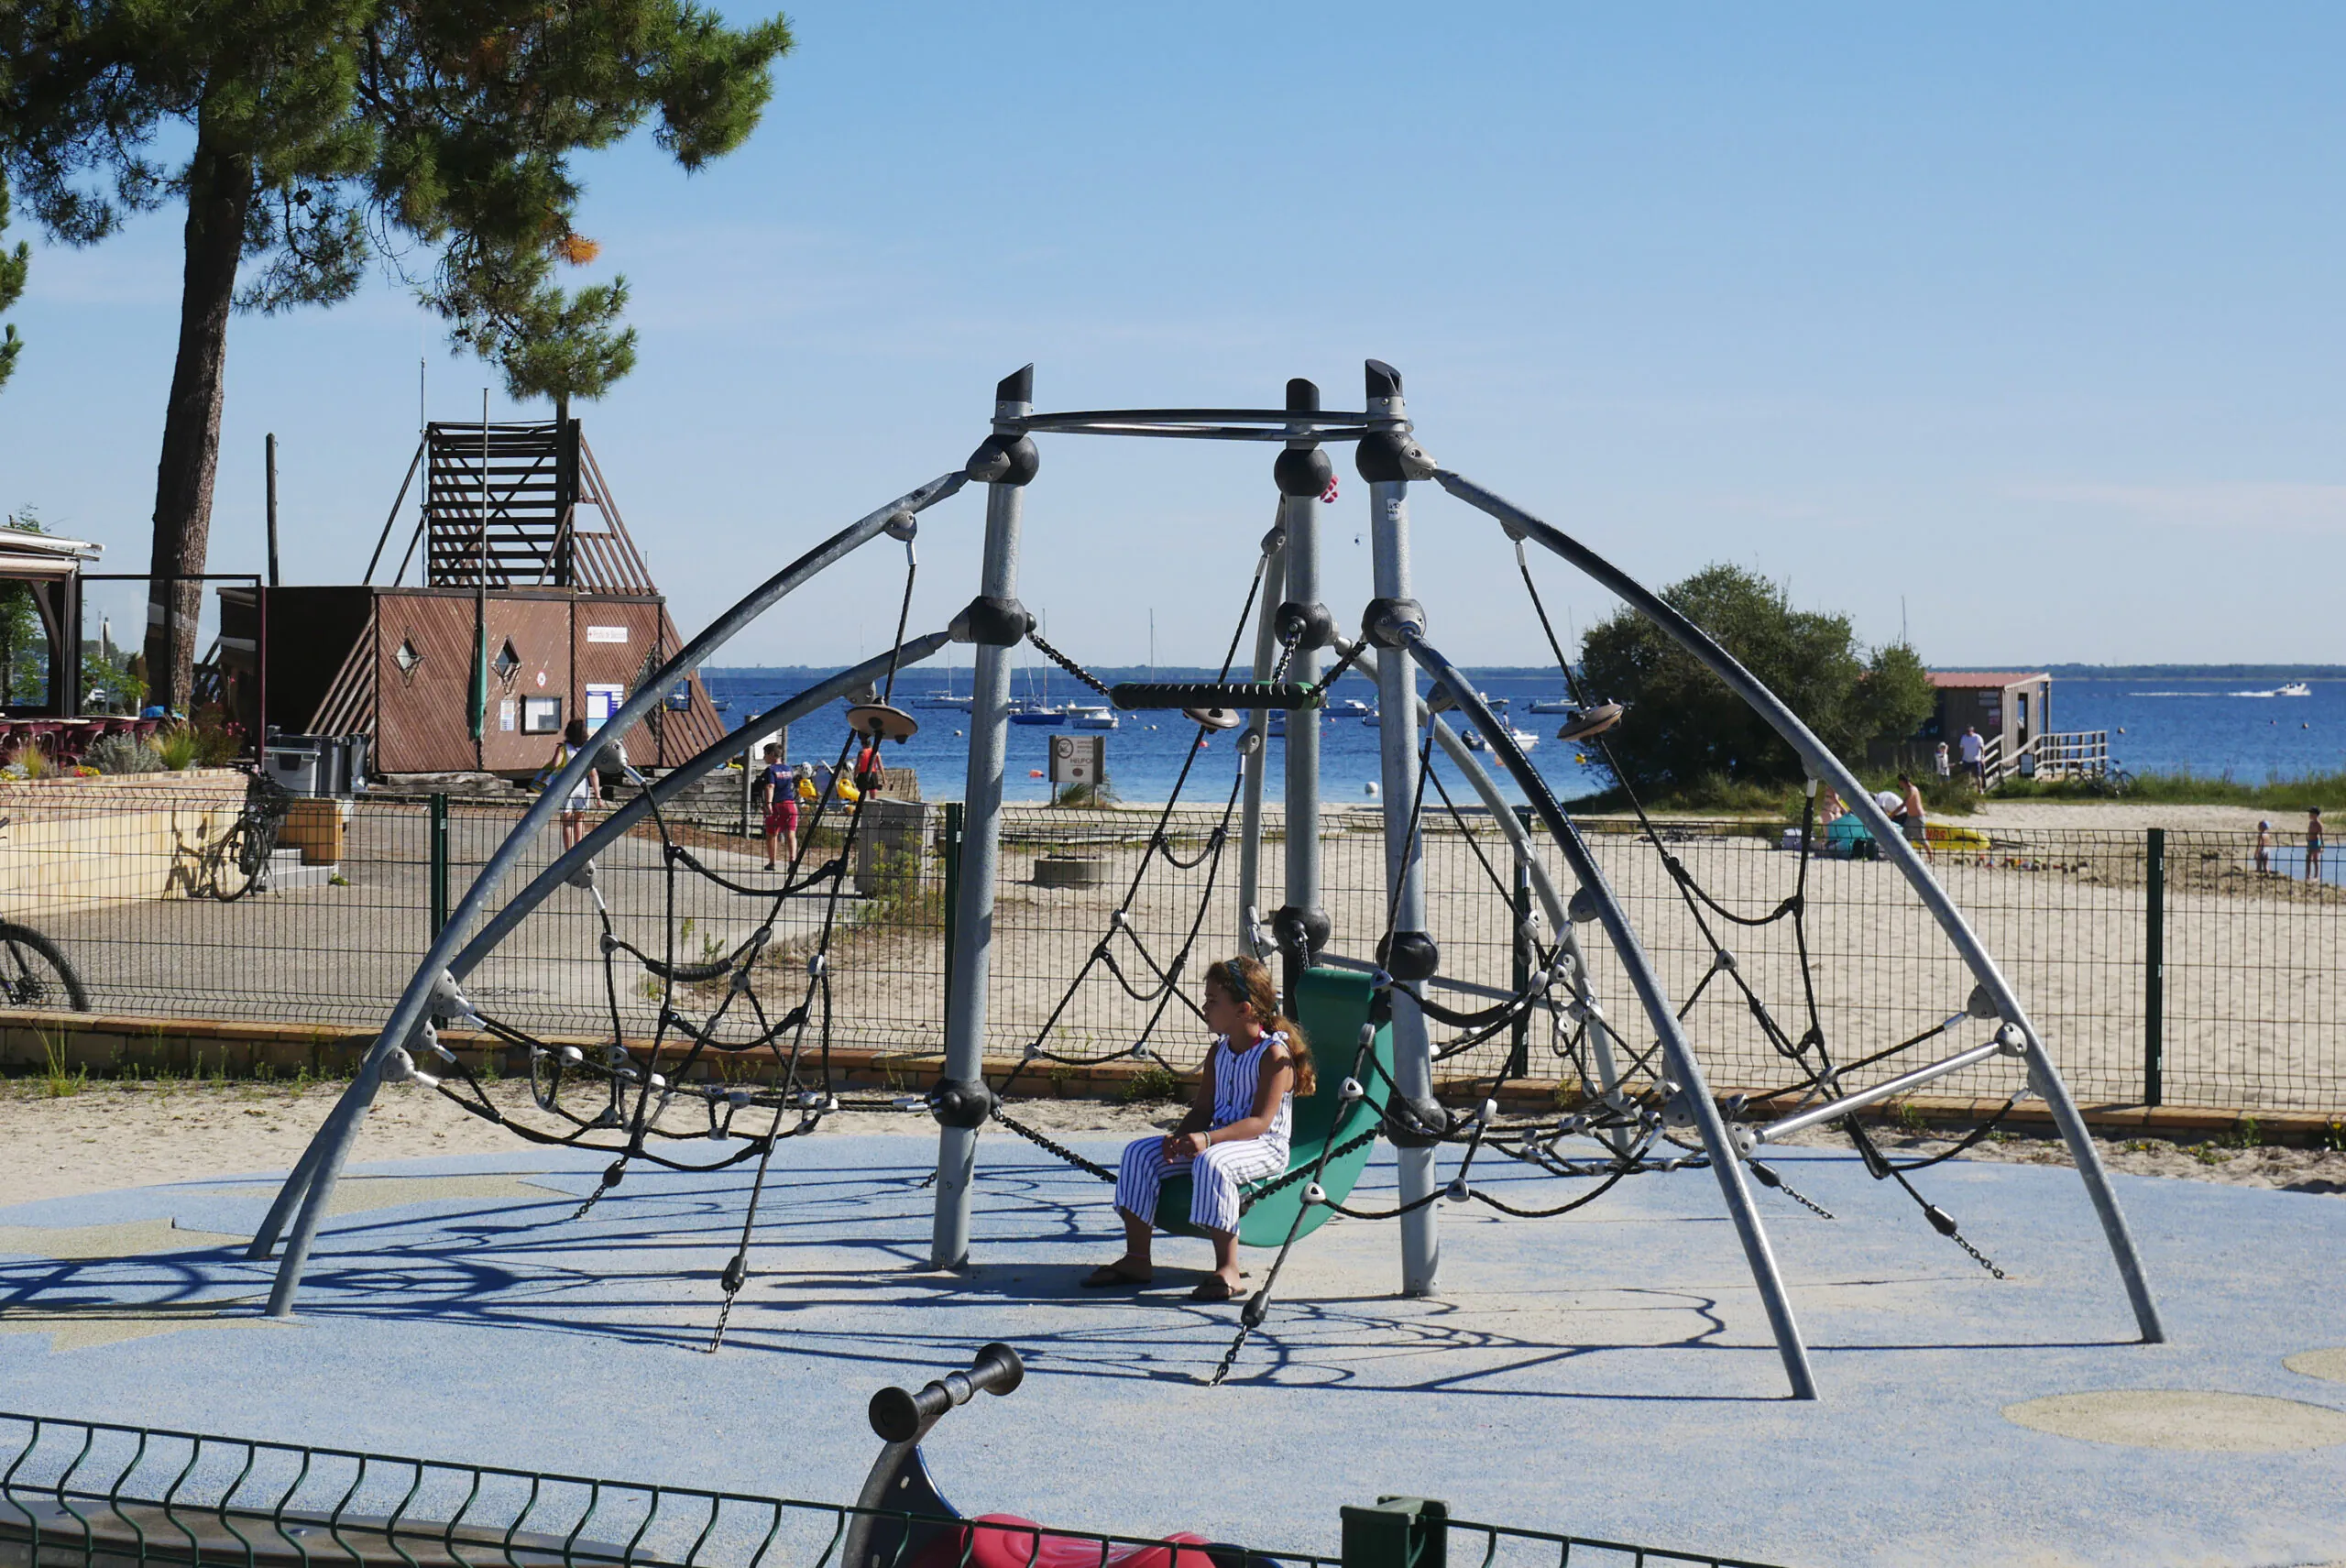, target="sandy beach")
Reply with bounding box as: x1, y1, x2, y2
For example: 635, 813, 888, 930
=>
7, 1073, 2340, 1210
